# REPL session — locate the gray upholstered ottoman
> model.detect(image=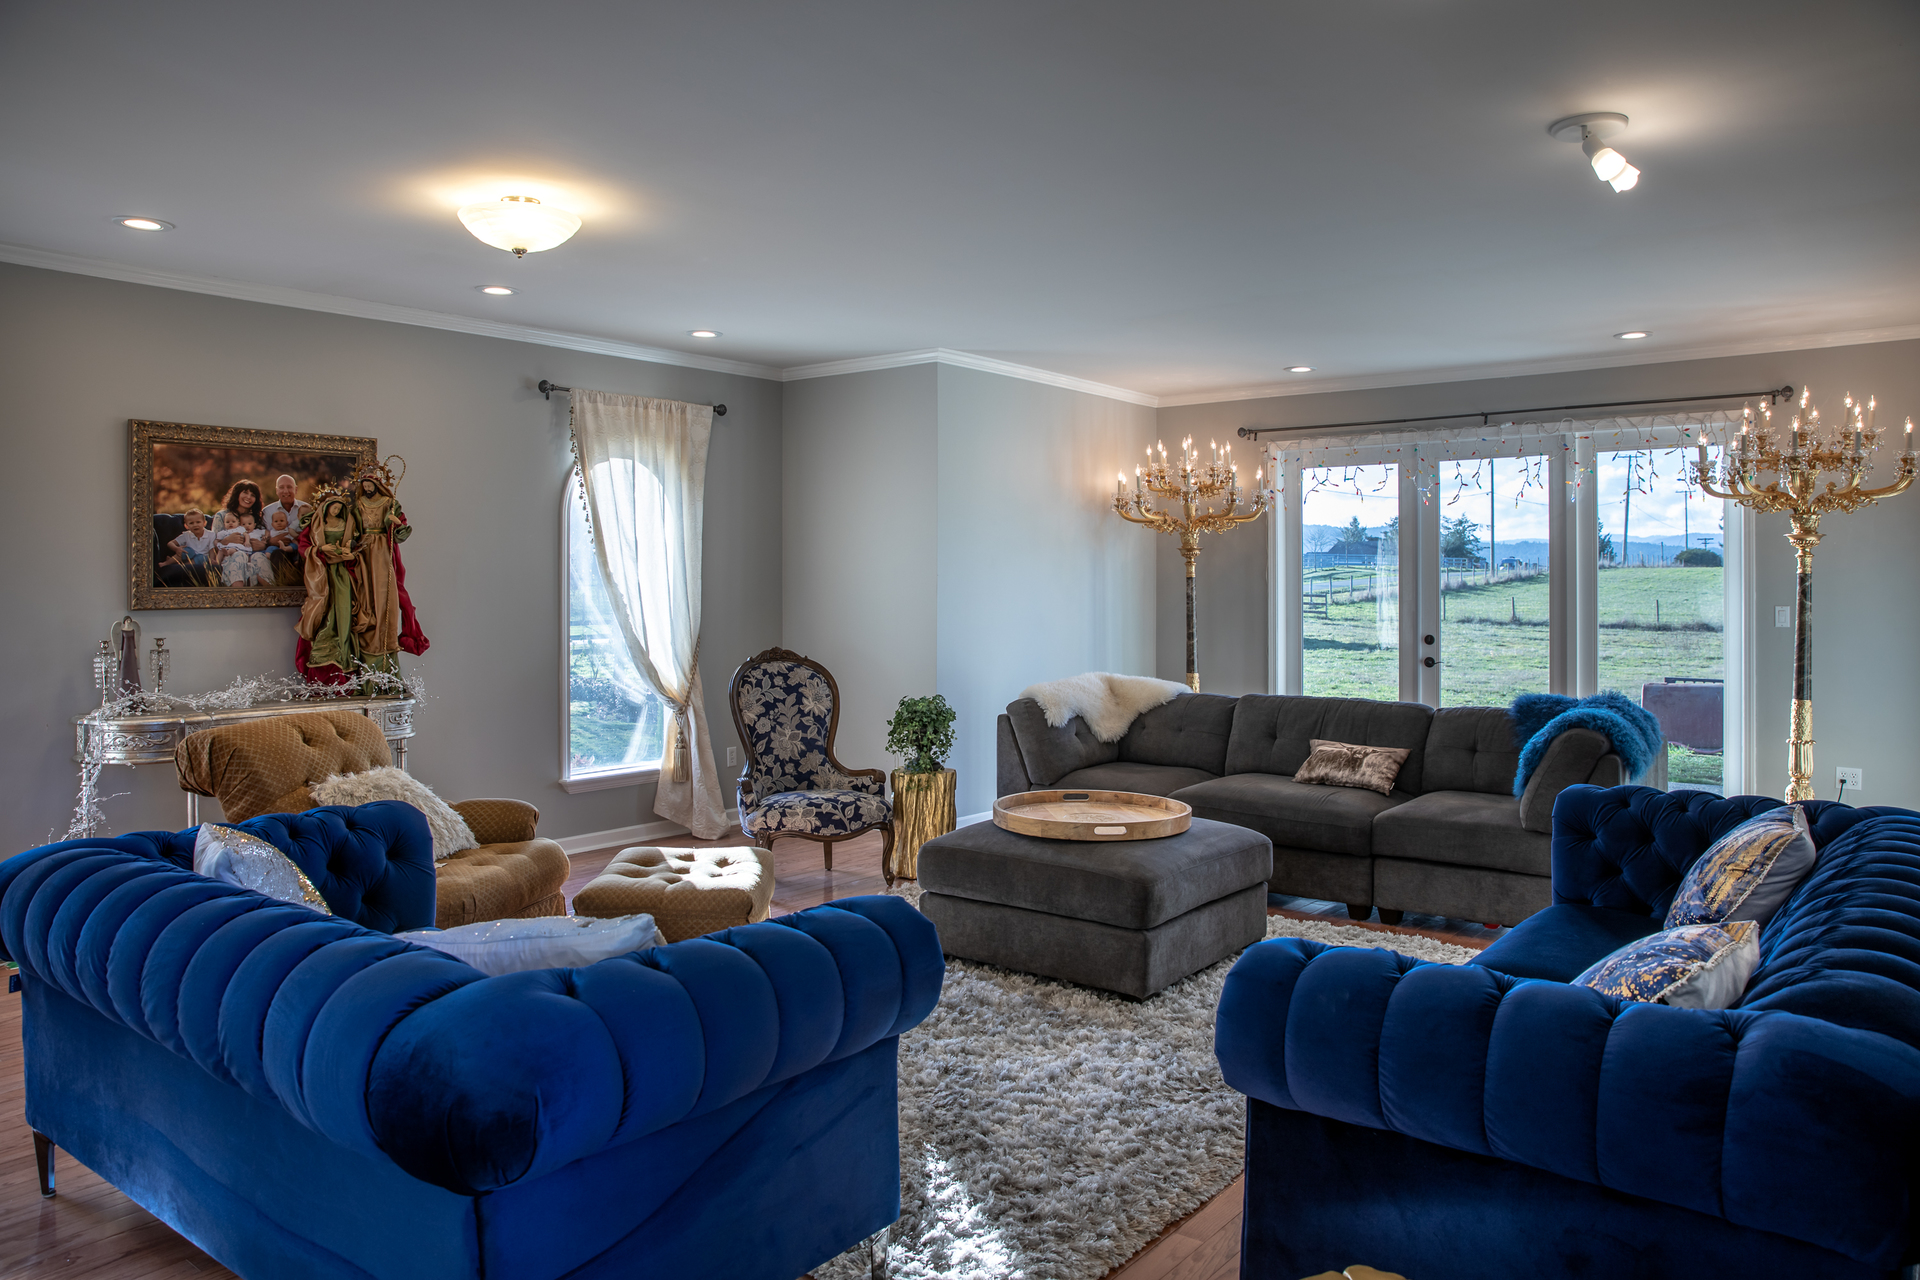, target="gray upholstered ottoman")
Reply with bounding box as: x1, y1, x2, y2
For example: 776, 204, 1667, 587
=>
917, 817, 1273, 998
